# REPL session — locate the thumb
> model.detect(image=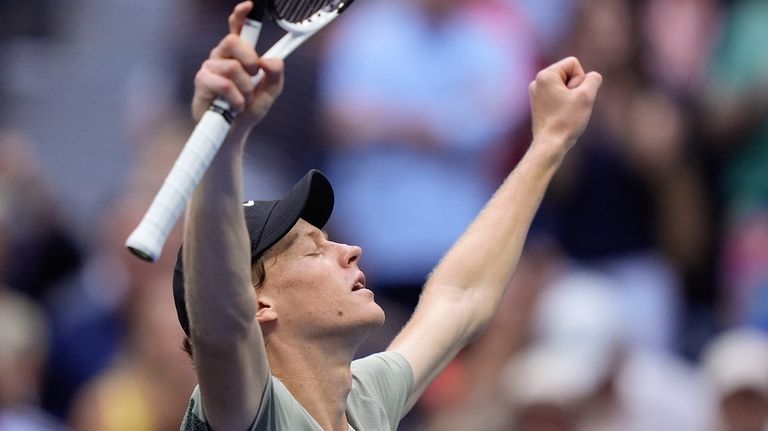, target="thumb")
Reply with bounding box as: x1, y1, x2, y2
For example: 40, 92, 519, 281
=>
257, 58, 285, 94
579, 71, 604, 96
566, 73, 586, 89
259, 58, 284, 81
